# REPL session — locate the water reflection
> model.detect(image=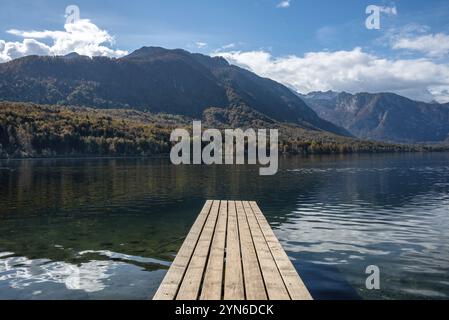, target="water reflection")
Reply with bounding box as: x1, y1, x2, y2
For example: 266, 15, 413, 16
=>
0, 251, 166, 299
0, 153, 449, 299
